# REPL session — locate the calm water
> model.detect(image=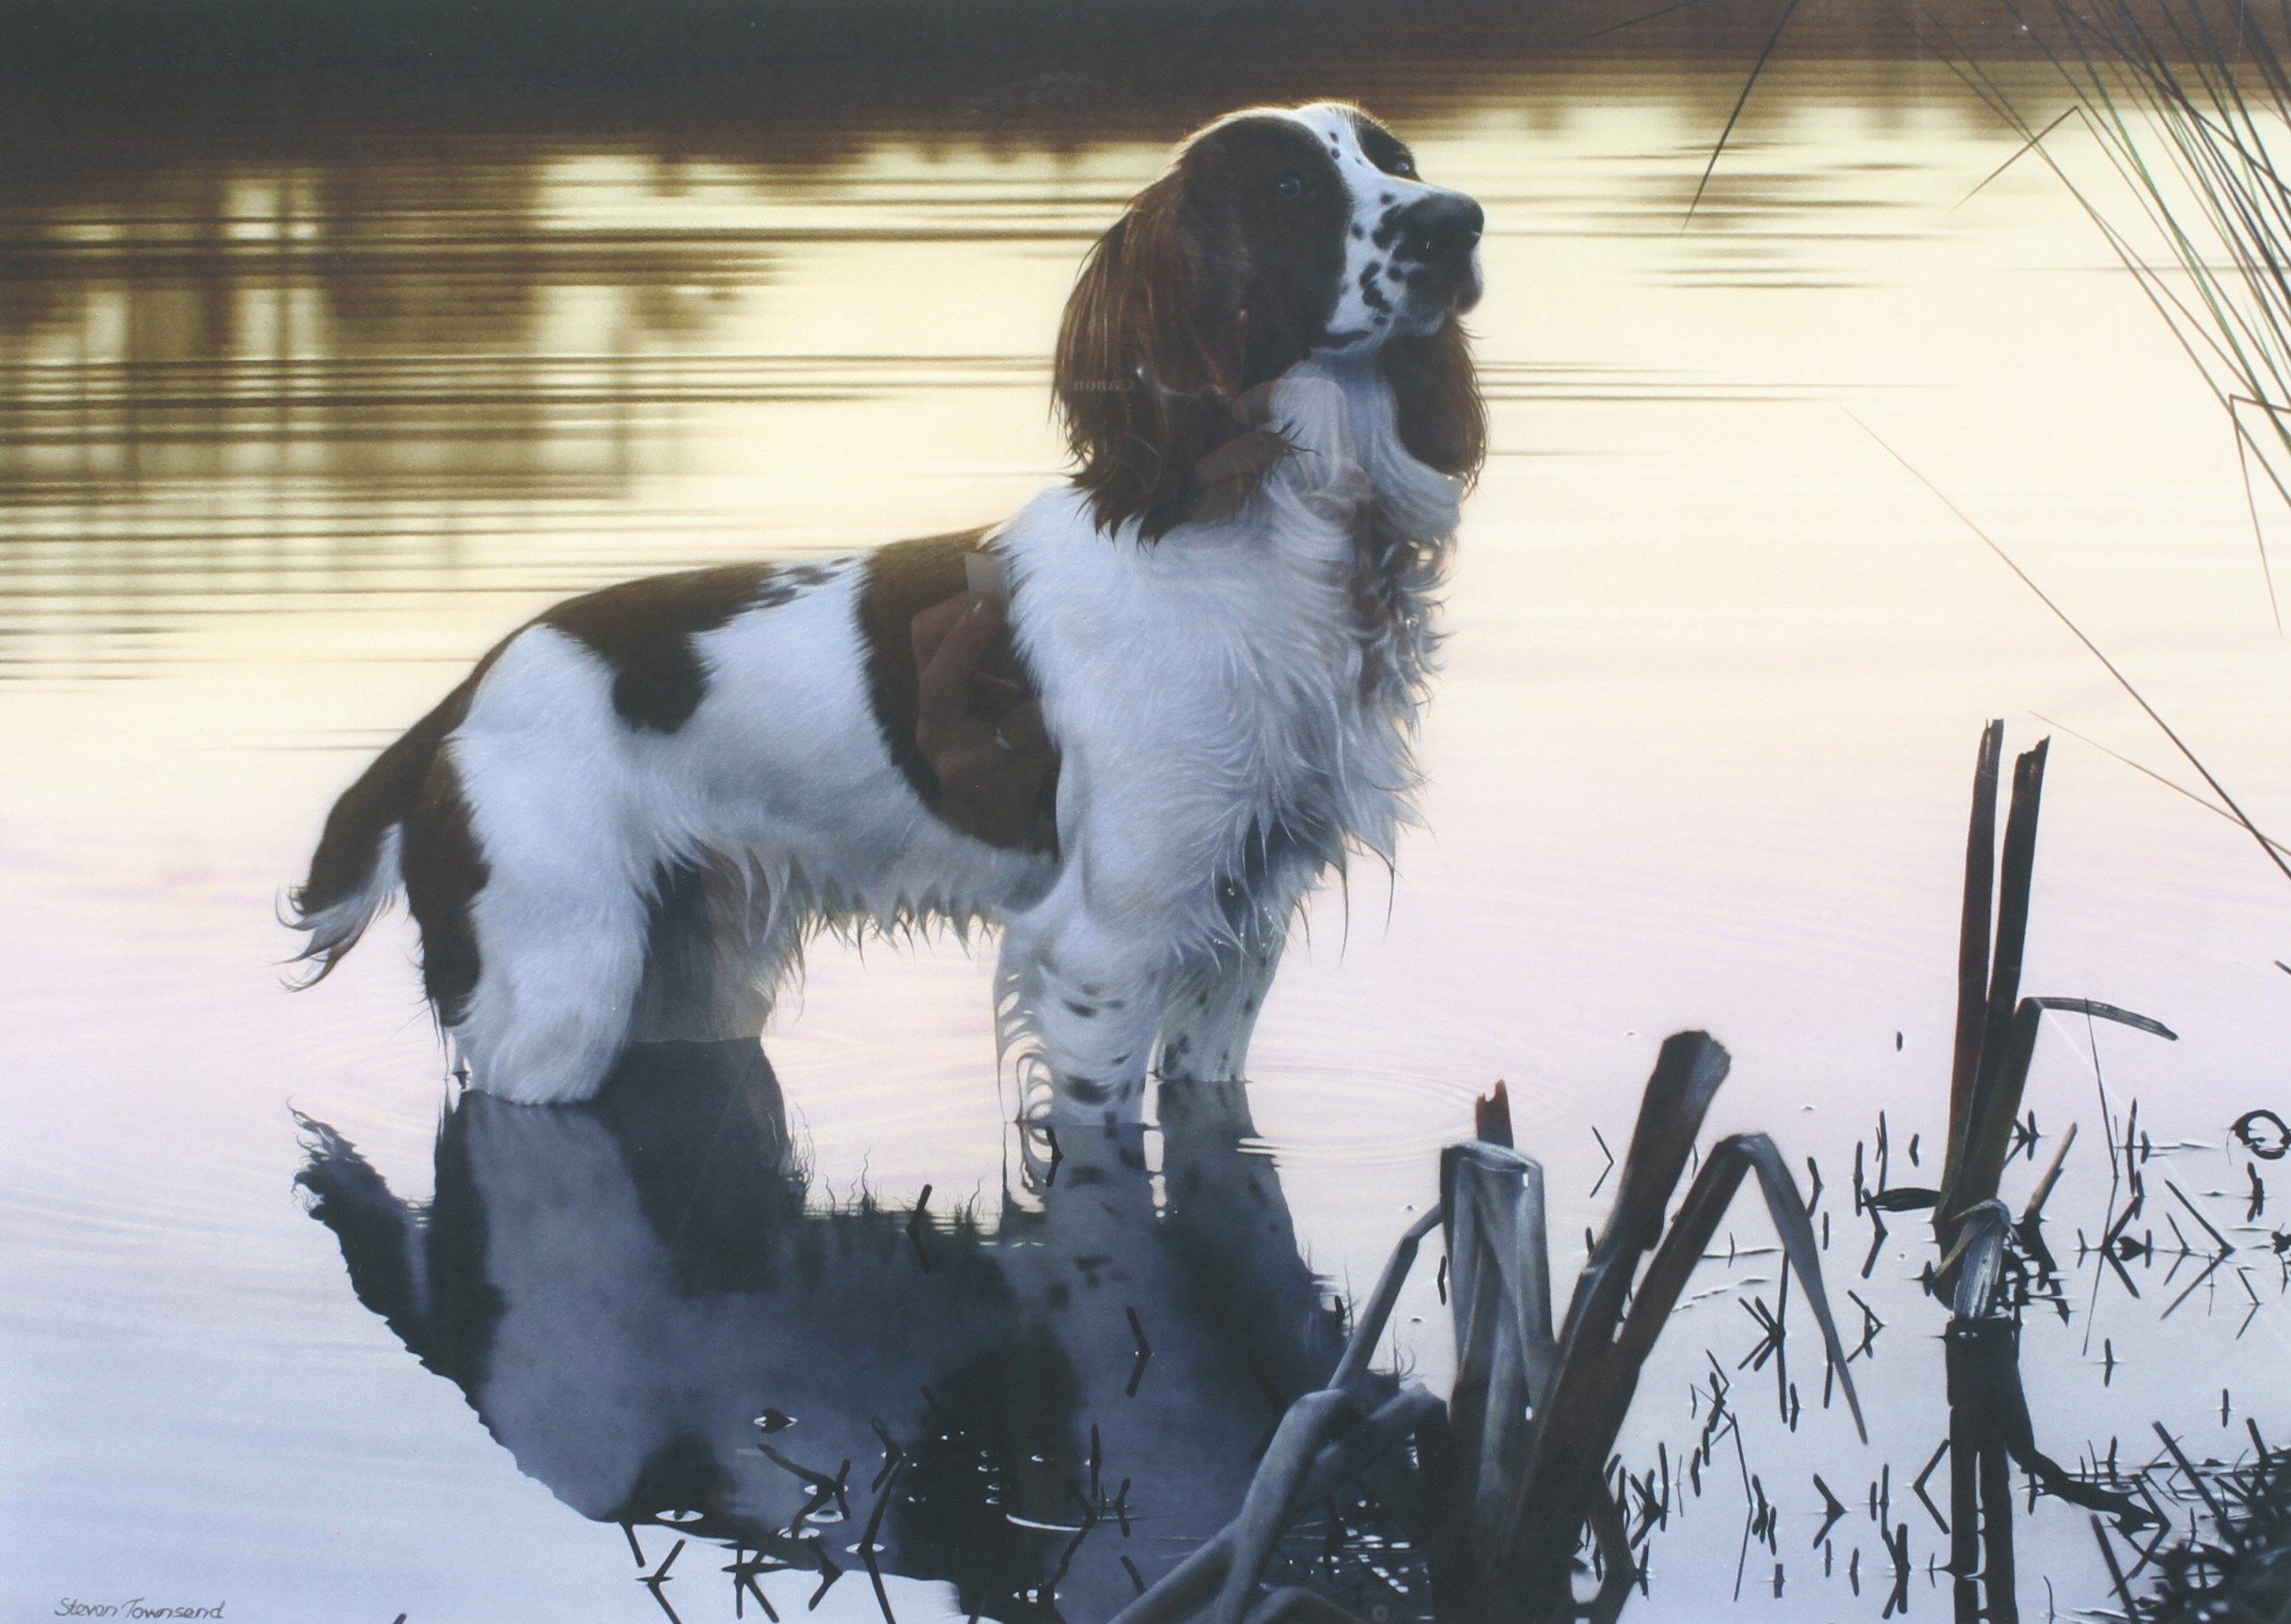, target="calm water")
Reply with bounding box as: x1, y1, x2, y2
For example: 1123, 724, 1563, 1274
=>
4, 55, 2288, 1623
